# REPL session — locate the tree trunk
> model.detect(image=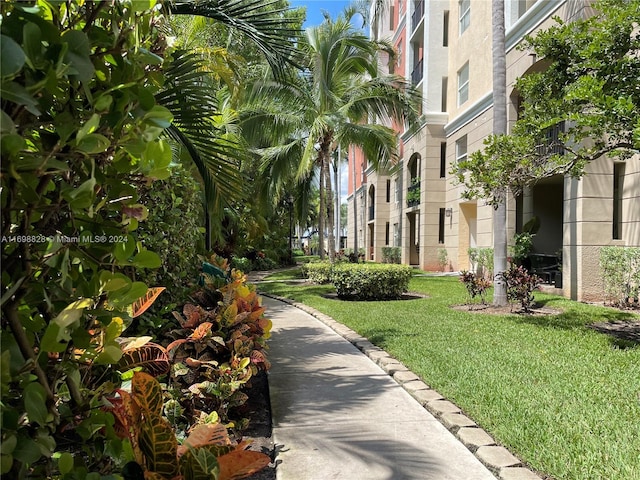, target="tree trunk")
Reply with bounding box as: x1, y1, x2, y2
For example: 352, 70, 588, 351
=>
325, 153, 336, 262
351, 147, 359, 255
318, 159, 325, 260
492, 0, 508, 306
